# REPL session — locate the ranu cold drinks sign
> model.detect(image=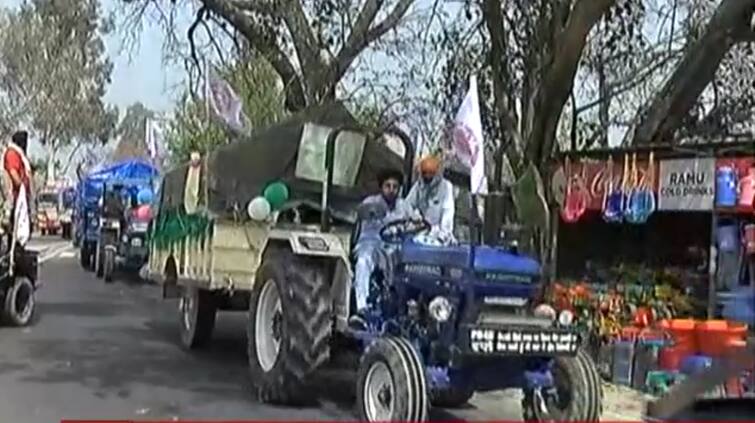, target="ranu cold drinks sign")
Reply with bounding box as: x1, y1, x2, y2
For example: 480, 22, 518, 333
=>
658, 157, 715, 210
